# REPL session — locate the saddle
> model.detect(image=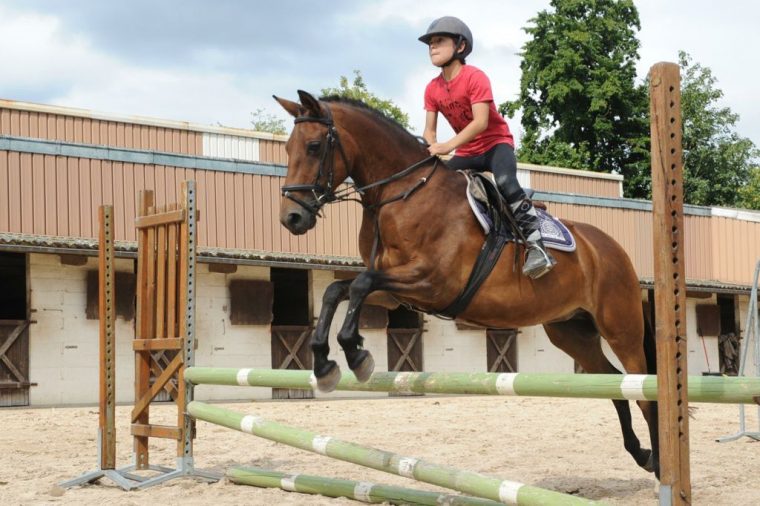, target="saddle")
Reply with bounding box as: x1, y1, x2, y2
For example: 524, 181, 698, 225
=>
436, 171, 575, 319
463, 171, 576, 252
